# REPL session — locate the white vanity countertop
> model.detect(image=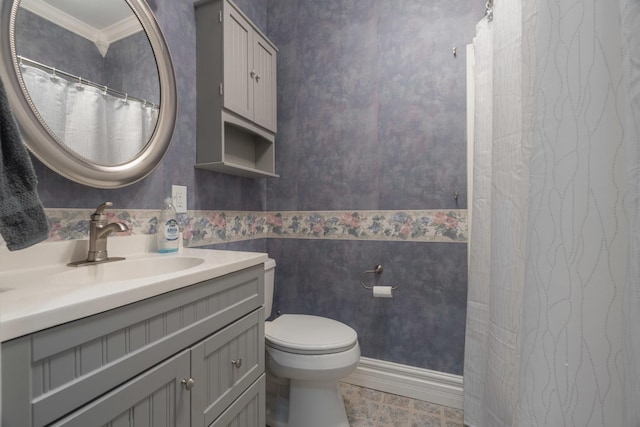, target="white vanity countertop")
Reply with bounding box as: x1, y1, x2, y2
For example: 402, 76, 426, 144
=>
0, 236, 268, 342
